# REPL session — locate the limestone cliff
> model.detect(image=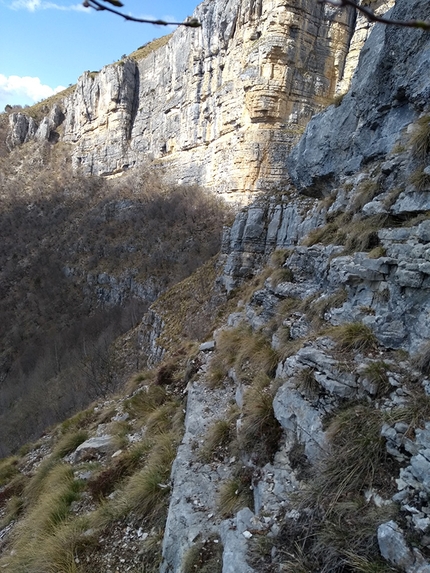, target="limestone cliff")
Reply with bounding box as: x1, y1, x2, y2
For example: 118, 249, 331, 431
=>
7, 0, 393, 199
156, 2, 430, 571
